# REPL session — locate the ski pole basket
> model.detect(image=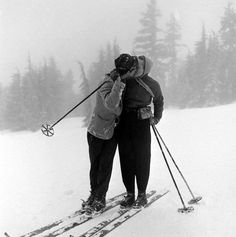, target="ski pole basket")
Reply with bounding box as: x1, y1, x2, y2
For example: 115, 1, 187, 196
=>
41, 81, 107, 137
41, 124, 54, 137
178, 206, 194, 213
188, 196, 202, 204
